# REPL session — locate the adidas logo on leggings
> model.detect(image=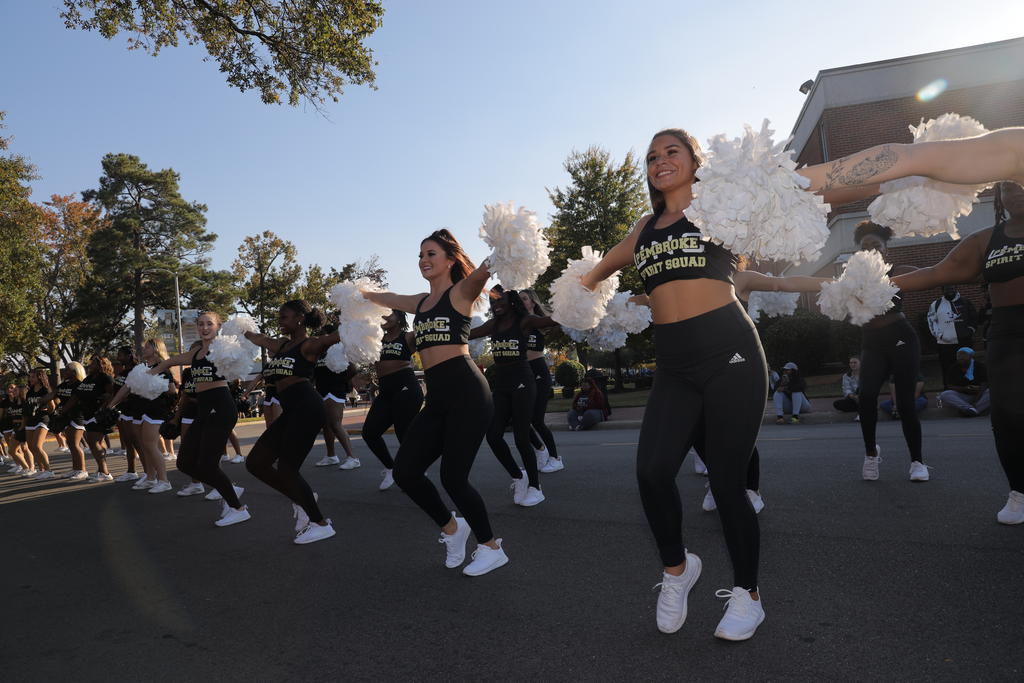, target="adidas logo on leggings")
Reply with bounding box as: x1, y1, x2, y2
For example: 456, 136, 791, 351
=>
728, 353, 745, 364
